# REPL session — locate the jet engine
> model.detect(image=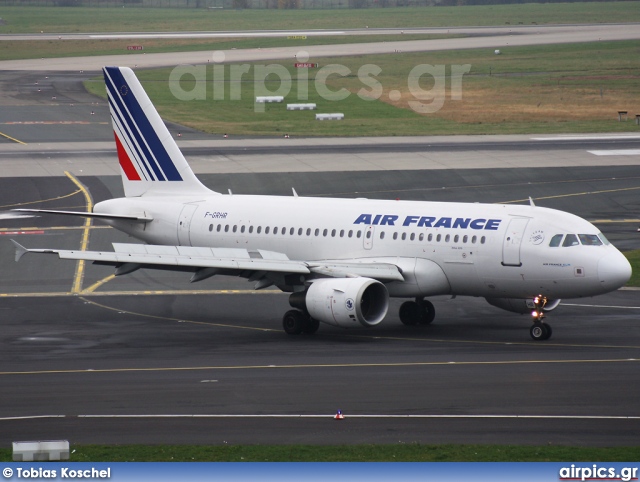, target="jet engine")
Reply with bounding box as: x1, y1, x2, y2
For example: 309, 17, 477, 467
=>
485, 297, 561, 314
289, 277, 389, 328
